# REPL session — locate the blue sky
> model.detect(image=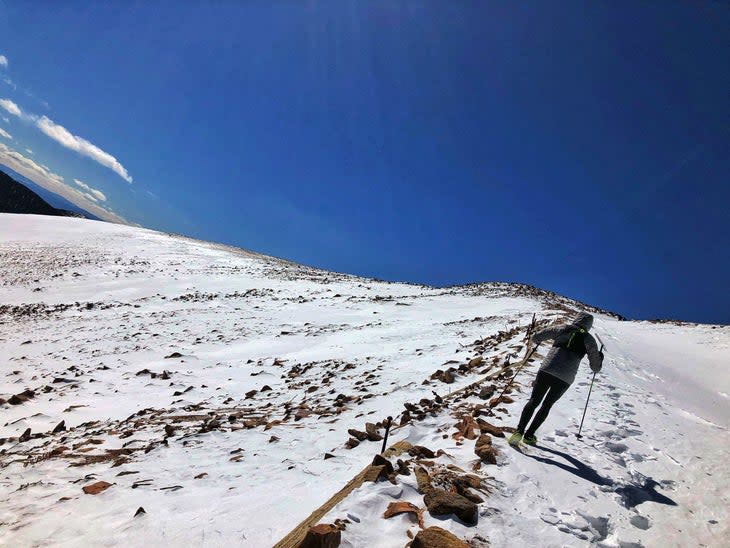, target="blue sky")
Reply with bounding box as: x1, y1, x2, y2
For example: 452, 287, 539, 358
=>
1, 2, 728, 324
